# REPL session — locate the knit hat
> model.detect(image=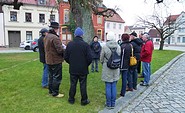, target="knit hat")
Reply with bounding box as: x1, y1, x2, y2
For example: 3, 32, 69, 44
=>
74, 27, 84, 36
49, 22, 59, 28
107, 31, 115, 41
130, 31, 137, 37
40, 28, 48, 34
